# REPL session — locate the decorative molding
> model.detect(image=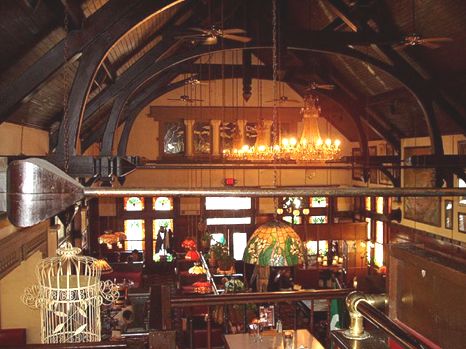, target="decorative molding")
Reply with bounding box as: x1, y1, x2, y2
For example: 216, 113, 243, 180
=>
0, 221, 48, 280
